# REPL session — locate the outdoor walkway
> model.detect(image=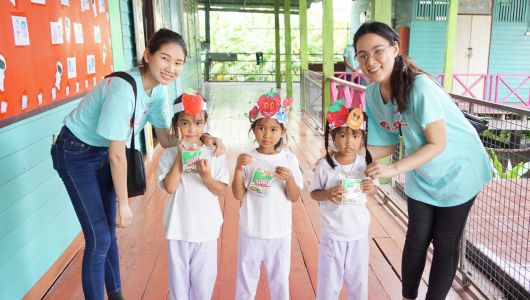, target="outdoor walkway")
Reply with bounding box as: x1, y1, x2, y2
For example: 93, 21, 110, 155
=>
41, 82, 476, 300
